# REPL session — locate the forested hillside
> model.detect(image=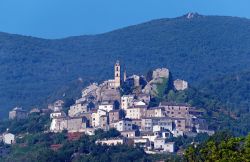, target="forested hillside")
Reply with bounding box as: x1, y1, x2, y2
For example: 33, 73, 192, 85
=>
1, 13, 250, 117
